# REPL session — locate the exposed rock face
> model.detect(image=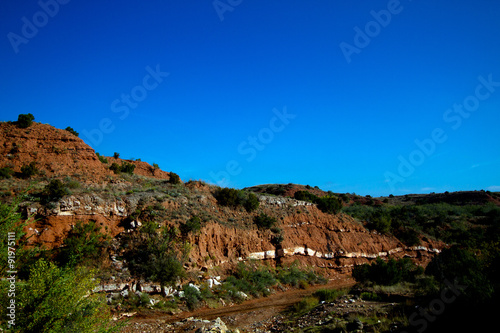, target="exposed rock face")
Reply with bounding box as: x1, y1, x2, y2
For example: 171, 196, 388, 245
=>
1, 121, 444, 277
0, 121, 173, 182
0, 122, 110, 180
